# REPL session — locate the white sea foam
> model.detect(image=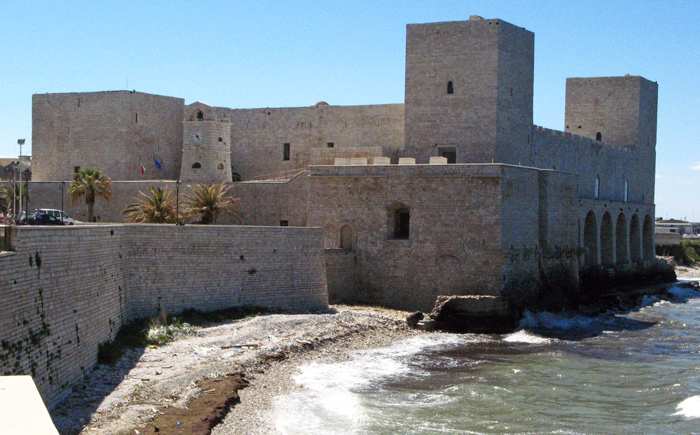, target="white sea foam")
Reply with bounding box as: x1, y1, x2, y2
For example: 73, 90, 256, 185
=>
674, 395, 700, 418
275, 333, 472, 434
293, 333, 469, 391
502, 329, 551, 344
